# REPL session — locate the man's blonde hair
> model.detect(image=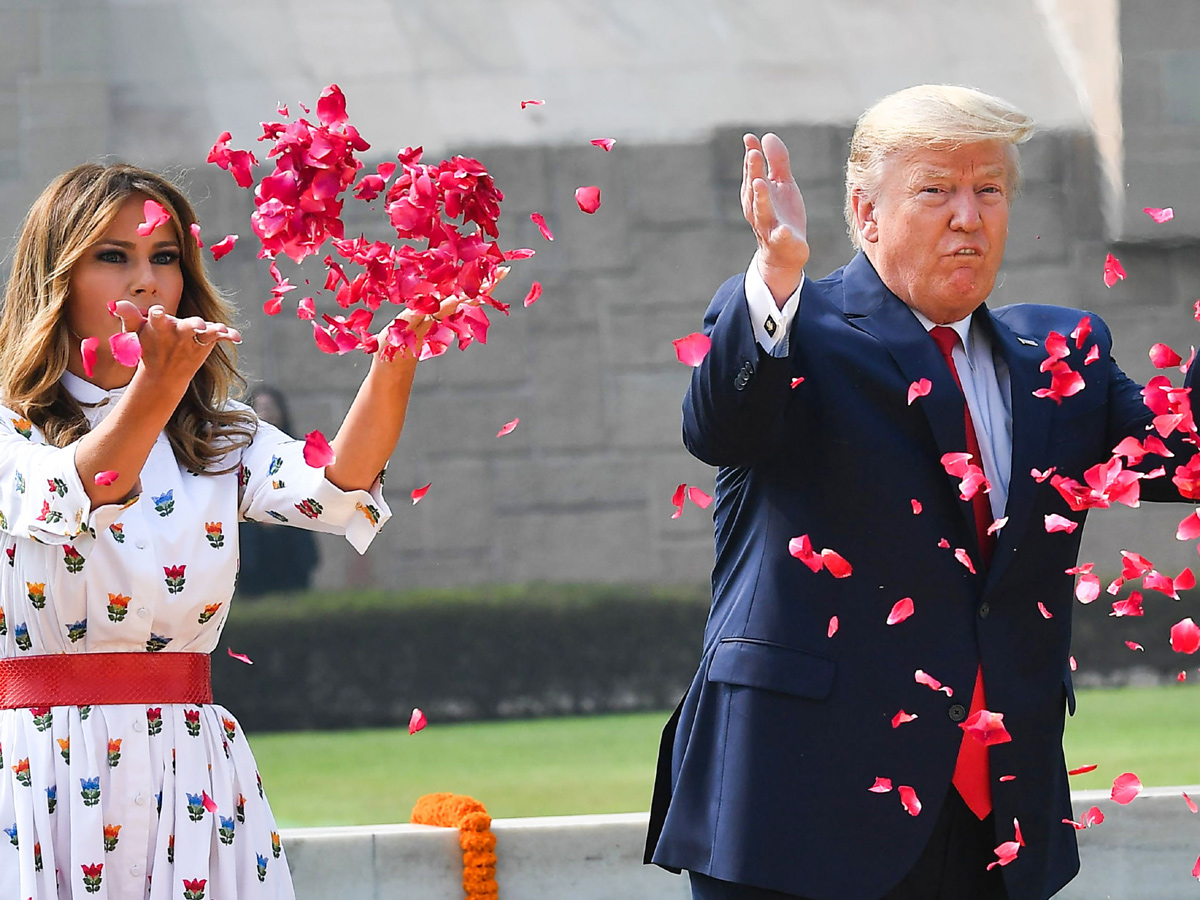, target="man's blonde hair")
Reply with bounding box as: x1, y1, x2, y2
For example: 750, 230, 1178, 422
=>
844, 85, 1036, 249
